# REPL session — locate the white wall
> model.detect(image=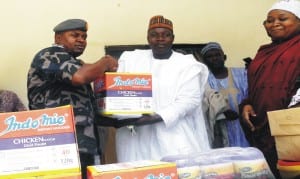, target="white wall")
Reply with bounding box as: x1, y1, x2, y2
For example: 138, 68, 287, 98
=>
0, 0, 274, 107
